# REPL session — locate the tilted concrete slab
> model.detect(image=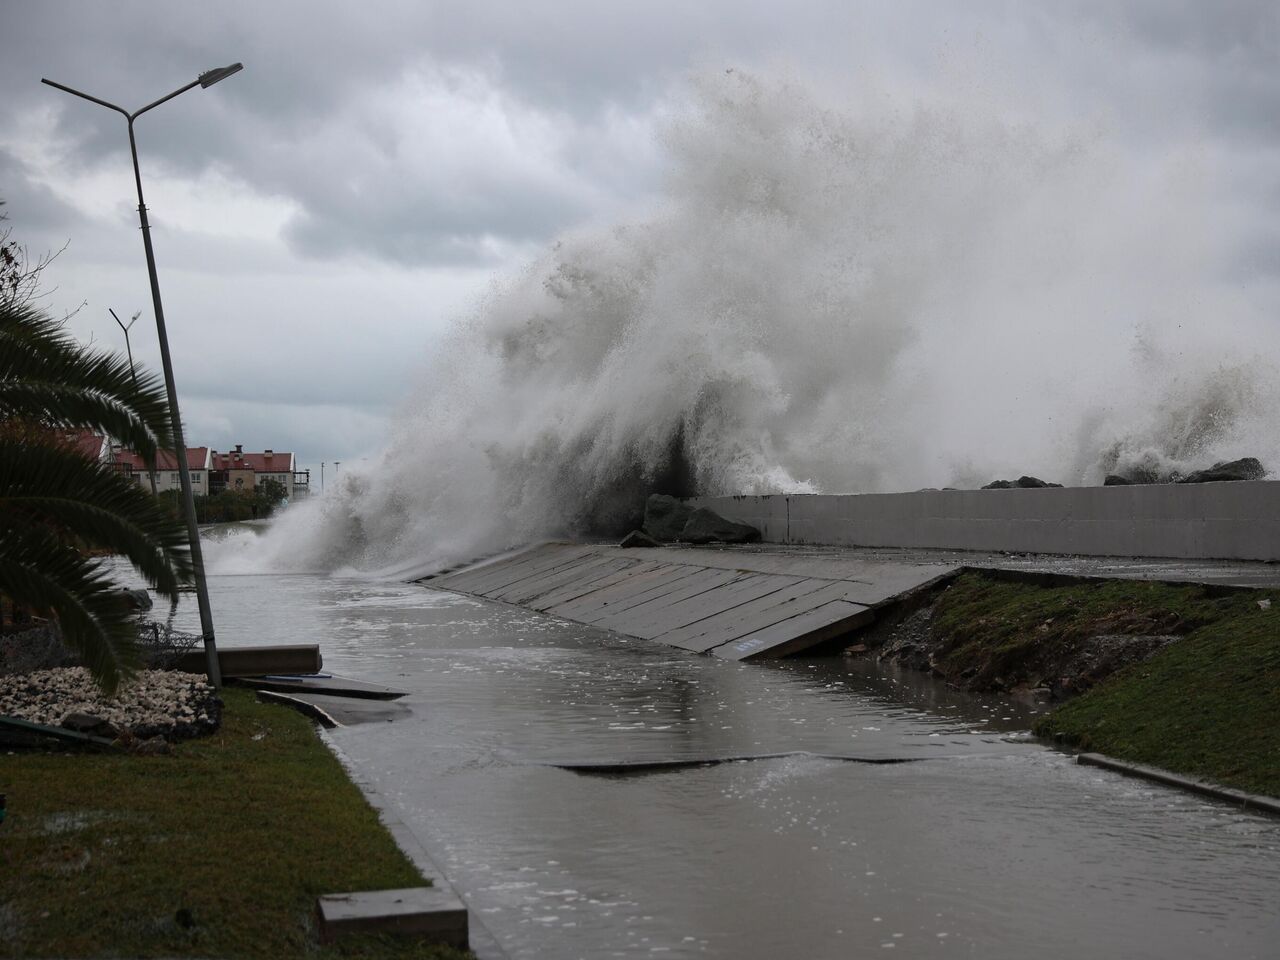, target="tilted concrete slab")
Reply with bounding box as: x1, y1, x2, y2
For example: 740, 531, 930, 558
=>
317, 886, 468, 947
427, 542, 948, 660
531, 559, 663, 610
712, 600, 875, 661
